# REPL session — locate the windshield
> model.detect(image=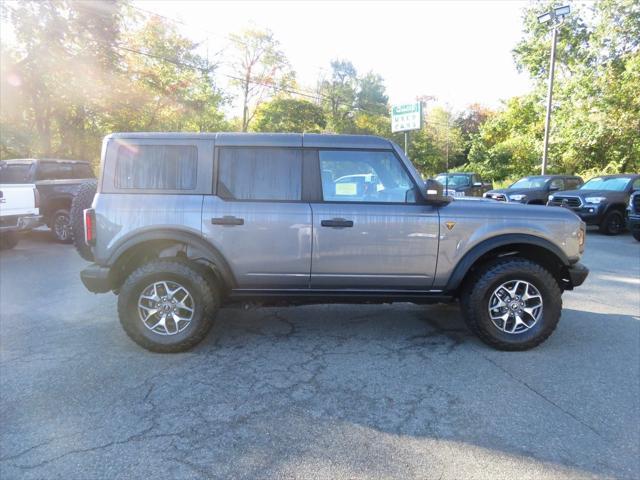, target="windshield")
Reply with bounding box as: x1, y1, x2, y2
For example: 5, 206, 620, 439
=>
435, 174, 469, 187
510, 177, 547, 189
0, 163, 32, 183
580, 177, 631, 191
